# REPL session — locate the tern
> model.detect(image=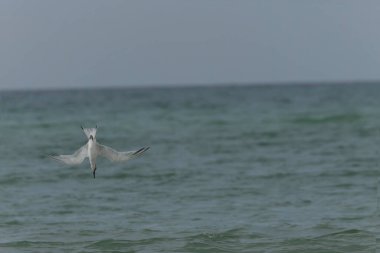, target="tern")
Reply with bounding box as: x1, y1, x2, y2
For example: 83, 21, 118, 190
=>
50, 126, 149, 178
